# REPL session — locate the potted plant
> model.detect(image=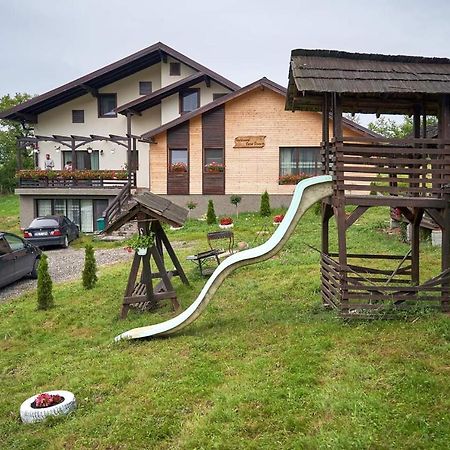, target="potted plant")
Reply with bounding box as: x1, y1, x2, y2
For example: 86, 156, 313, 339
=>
278, 173, 310, 185
204, 162, 225, 173
20, 390, 77, 423
186, 201, 198, 218
127, 232, 154, 256
169, 223, 184, 231
219, 217, 234, 229
273, 214, 284, 225
230, 194, 242, 218
170, 162, 188, 173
